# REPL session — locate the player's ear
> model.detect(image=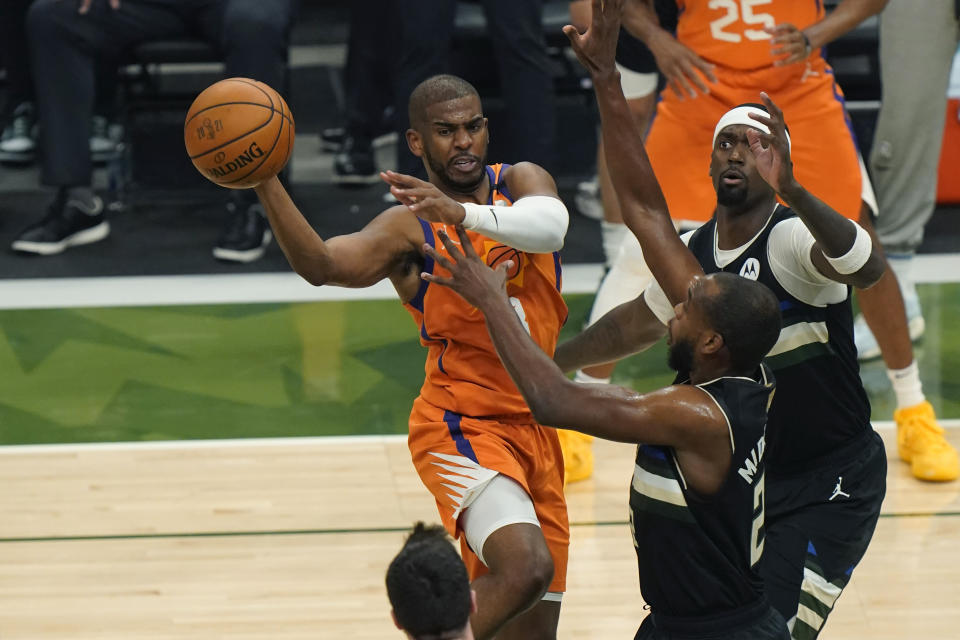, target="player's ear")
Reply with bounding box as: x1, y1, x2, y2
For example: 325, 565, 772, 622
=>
700, 329, 725, 356
406, 128, 424, 158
